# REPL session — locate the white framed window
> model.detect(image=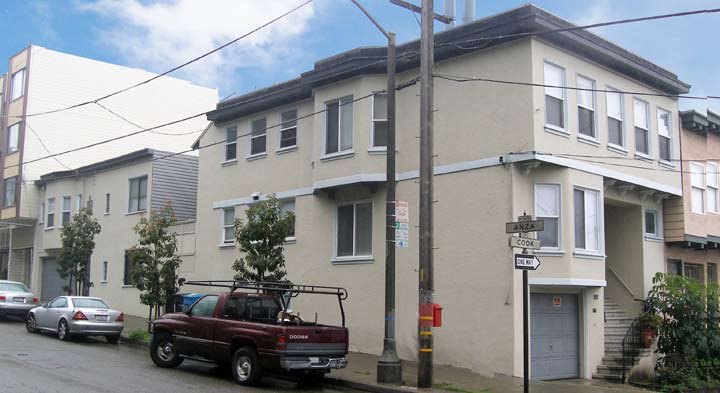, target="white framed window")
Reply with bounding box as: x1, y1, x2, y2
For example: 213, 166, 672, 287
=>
371, 92, 388, 148
576, 75, 596, 139
2, 177, 15, 208
280, 199, 296, 240
324, 96, 353, 155
105, 193, 111, 214
574, 187, 600, 253
47, 198, 55, 228
225, 126, 237, 161
249, 117, 267, 156
691, 162, 706, 214
61, 196, 71, 226
10, 69, 24, 101
633, 98, 650, 156
543, 61, 566, 131
75, 194, 83, 212
102, 261, 108, 282
279, 109, 297, 150
657, 108, 672, 162
707, 162, 719, 213
86, 195, 93, 213
39, 202, 45, 224
534, 184, 561, 250
221, 207, 235, 244
335, 201, 372, 259
644, 209, 660, 238
7, 123, 19, 153
128, 176, 148, 213
606, 86, 625, 148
